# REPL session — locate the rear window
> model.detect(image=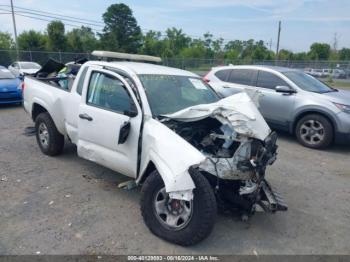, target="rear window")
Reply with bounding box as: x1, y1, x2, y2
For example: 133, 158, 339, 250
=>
214, 69, 230, 81
228, 69, 256, 86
